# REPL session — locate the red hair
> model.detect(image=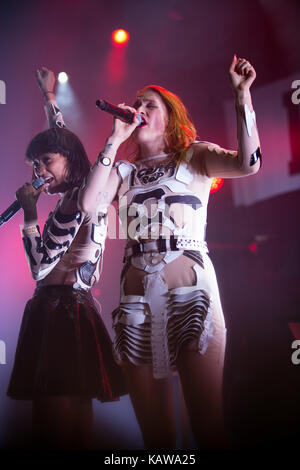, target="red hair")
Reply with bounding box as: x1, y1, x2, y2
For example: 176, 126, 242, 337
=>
120, 85, 197, 163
